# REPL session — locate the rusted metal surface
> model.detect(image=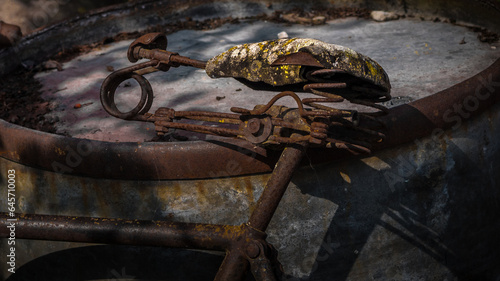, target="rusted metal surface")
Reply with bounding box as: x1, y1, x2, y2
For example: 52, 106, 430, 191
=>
96, 32, 500, 279
0, 213, 236, 250
306, 57, 500, 164
248, 143, 308, 231
377, 57, 500, 149
1, 0, 499, 76
0, 119, 277, 180
0, 142, 305, 280
0, 0, 498, 180
127, 32, 168, 63
100, 60, 157, 120
128, 33, 207, 69
12, 28, 500, 281
0, 212, 283, 280
0, 141, 301, 280
2, 110, 499, 280
0, 1, 499, 280
2, 30, 395, 280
